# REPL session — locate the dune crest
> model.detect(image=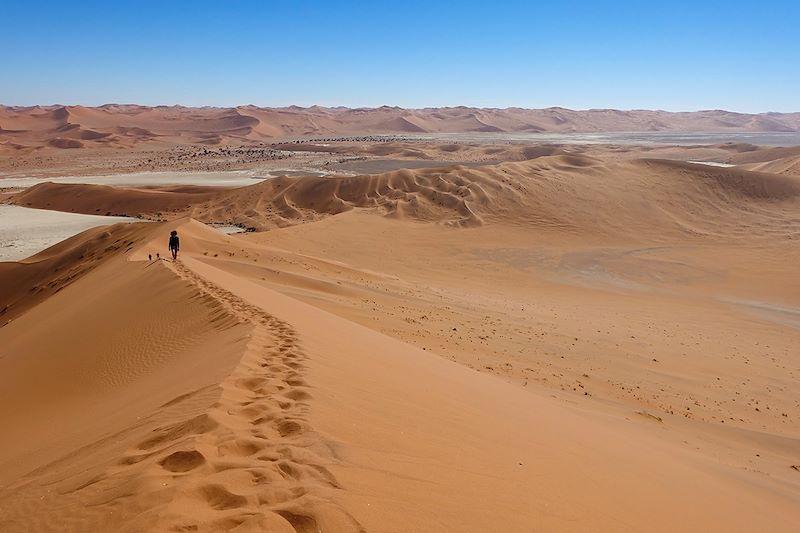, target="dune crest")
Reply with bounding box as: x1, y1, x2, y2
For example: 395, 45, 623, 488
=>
12, 157, 800, 242
0, 220, 363, 532
0, 222, 154, 324
2, 104, 800, 152
1, 213, 799, 531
